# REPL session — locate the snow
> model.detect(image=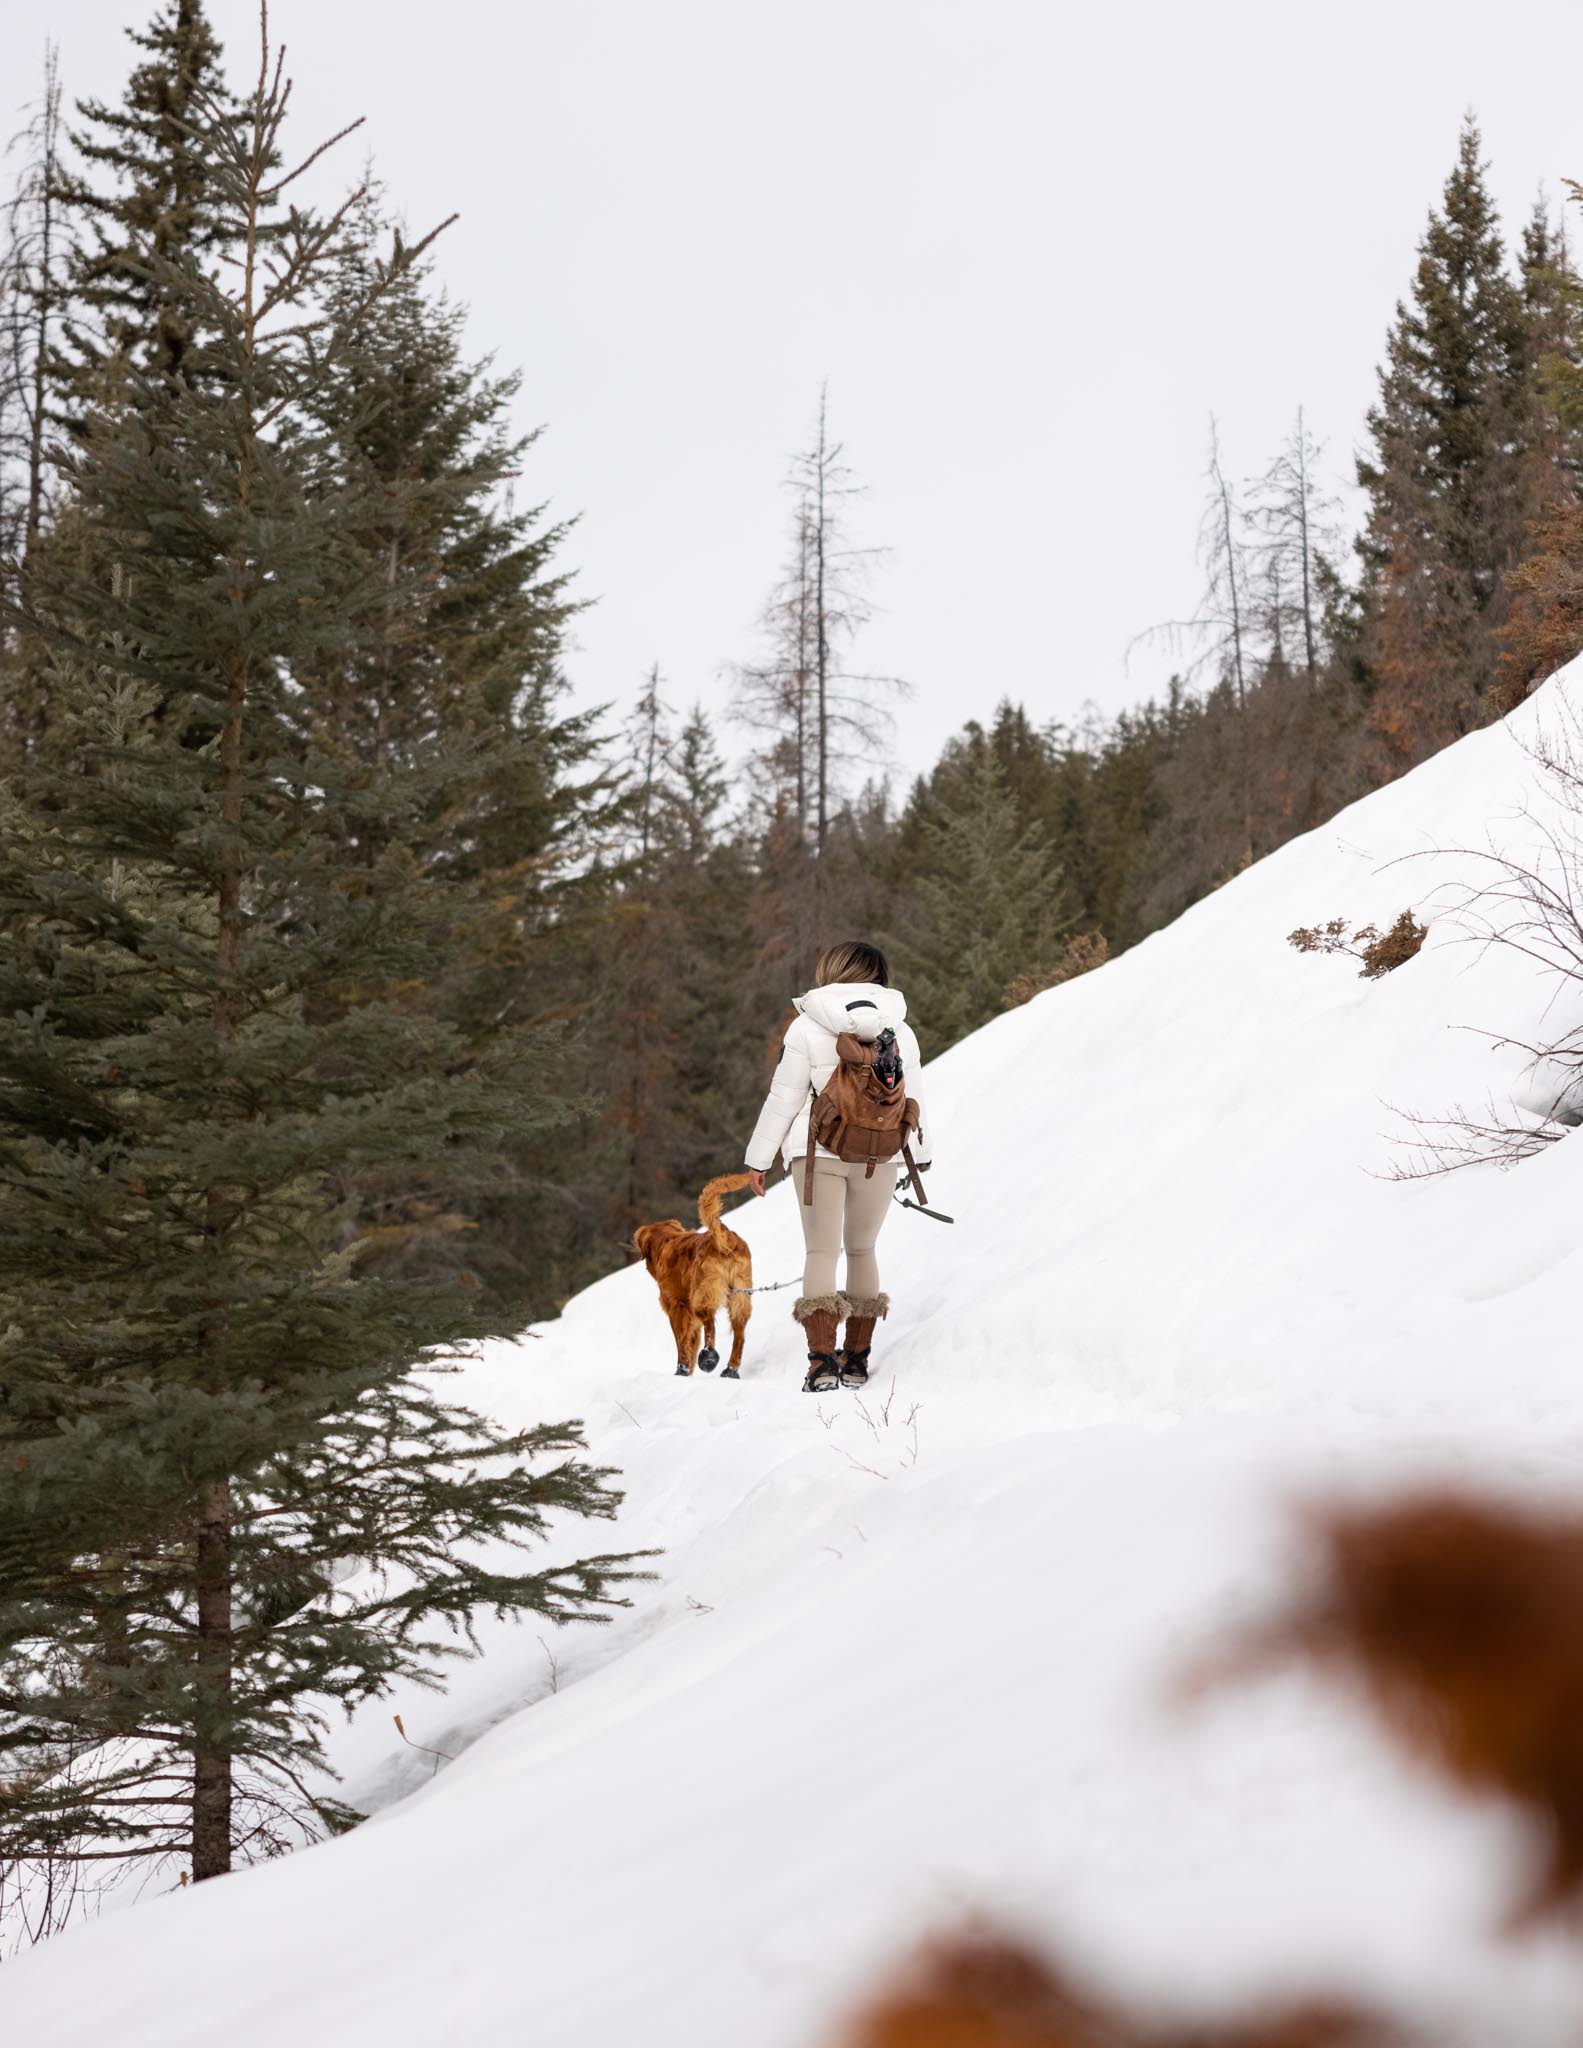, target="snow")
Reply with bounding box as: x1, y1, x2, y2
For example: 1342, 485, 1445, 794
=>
10, 672, 1583, 2042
